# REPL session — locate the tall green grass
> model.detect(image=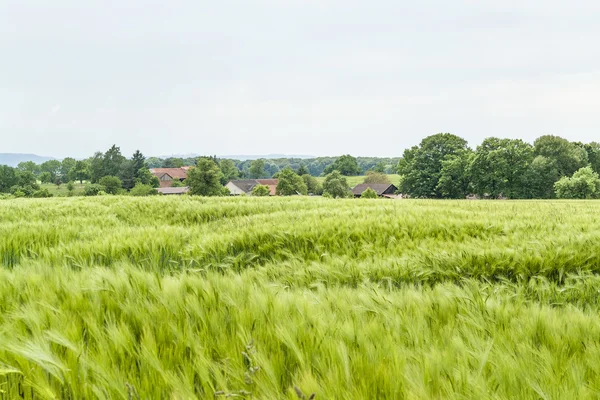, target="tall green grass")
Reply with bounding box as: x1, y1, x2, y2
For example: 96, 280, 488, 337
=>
0, 197, 600, 398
